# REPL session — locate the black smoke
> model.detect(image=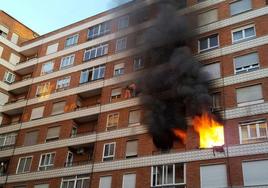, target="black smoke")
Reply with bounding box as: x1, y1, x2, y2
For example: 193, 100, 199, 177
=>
135, 0, 215, 150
